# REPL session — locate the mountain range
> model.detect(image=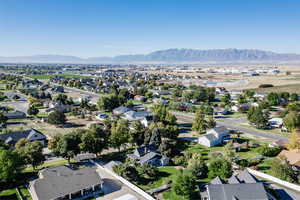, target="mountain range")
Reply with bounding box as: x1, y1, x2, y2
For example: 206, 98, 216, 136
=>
1, 48, 300, 63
